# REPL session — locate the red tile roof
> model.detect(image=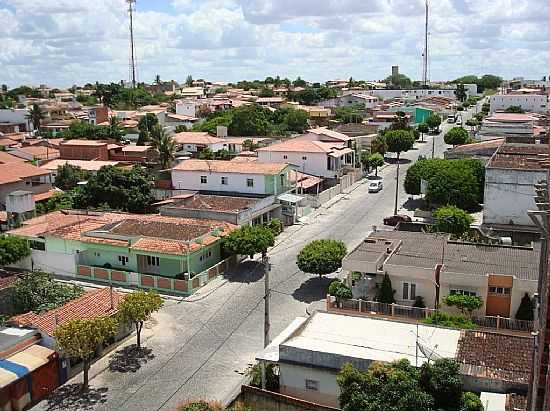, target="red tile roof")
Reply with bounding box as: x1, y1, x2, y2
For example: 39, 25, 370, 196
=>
33, 189, 61, 202
0, 163, 51, 185
173, 159, 289, 175
172, 132, 225, 145
16, 146, 60, 160
10, 287, 122, 336
256, 138, 347, 154
0, 151, 26, 164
